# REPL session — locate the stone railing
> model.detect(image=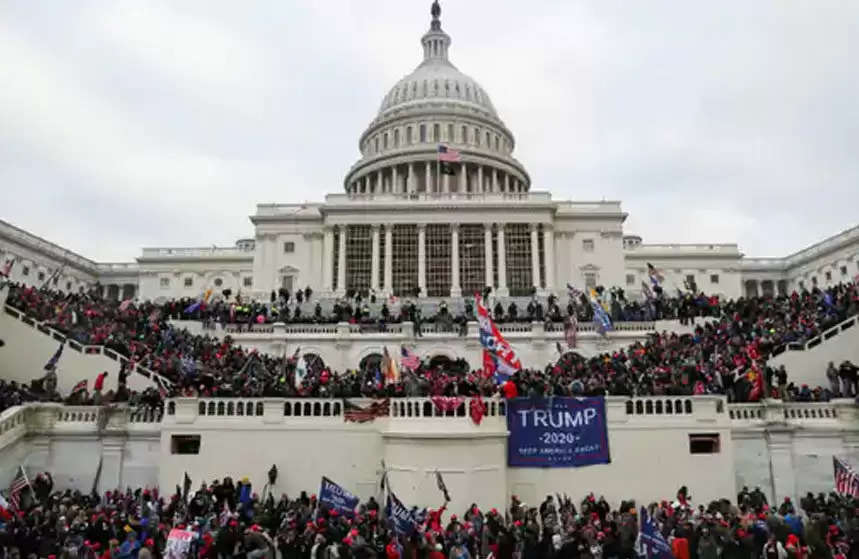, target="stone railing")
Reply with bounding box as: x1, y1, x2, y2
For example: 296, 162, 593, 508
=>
727, 399, 854, 426
325, 192, 553, 204
783, 315, 857, 352
4, 304, 174, 388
